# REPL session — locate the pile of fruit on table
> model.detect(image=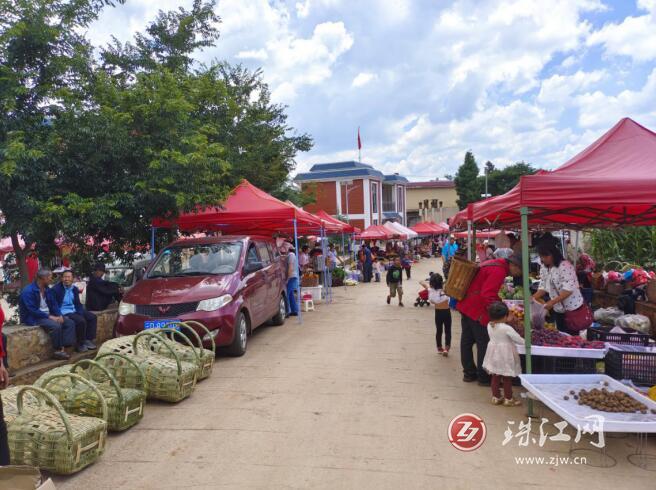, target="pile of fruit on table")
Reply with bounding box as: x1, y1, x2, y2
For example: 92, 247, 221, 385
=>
531, 329, 605, 349
563, 384, 656, 414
